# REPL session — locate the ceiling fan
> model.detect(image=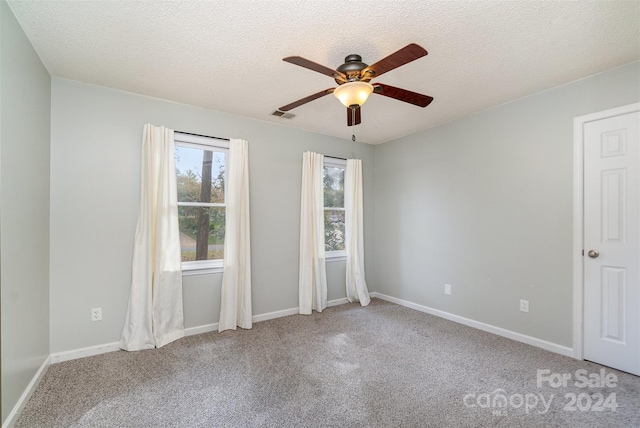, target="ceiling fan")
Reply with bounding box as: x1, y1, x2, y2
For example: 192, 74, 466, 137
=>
279, 43, 433, 126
